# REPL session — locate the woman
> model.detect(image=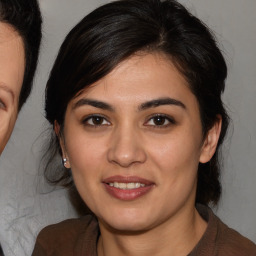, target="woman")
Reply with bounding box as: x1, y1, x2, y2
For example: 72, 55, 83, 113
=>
33, 0, 256, 255
0, 0, 42, 254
